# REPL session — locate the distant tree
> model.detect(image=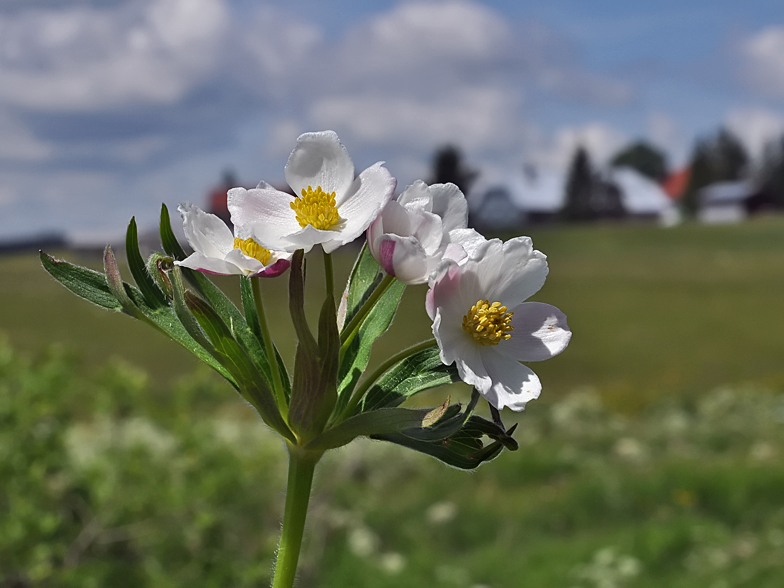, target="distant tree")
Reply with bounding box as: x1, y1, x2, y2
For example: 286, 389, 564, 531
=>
561, 147, 597, 222
430, 145, 476, 196
753, 135, 784, 211
681, 128, 750, 216
610, 141, 668, 182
